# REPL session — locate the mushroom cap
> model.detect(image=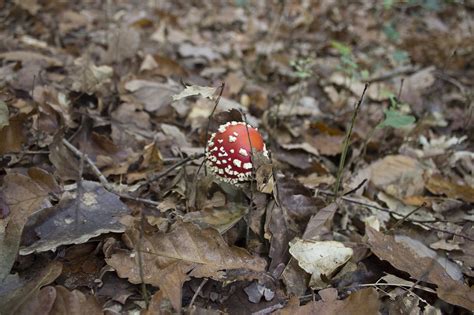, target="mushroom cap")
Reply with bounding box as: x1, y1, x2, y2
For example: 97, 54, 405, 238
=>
206, 121, 268, 184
